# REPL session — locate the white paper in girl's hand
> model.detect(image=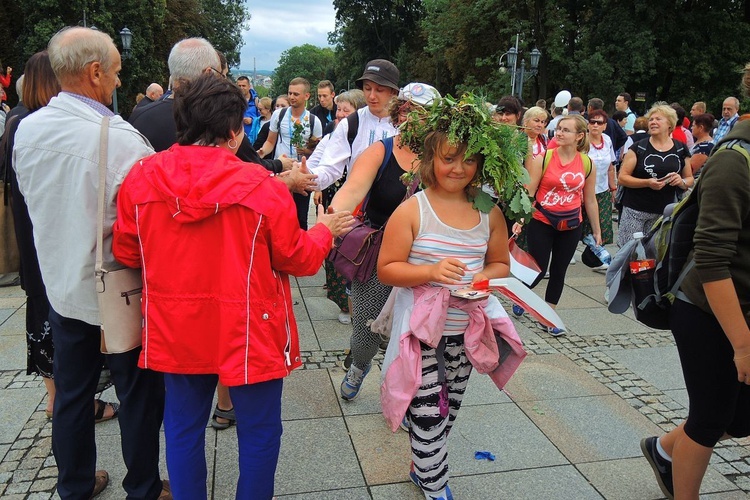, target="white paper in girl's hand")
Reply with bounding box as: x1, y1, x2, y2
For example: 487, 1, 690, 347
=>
484, 278, 565, 330
508, 238, 542, 286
